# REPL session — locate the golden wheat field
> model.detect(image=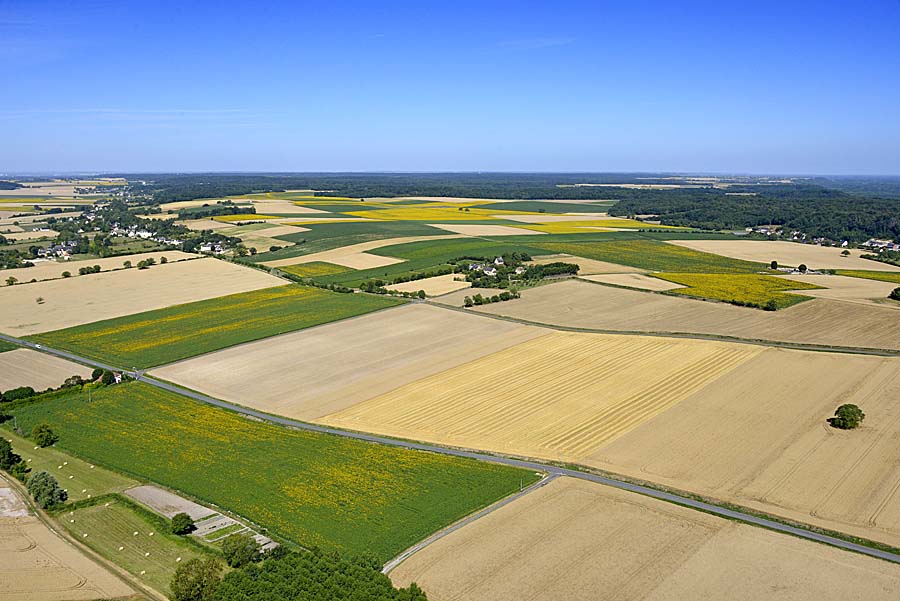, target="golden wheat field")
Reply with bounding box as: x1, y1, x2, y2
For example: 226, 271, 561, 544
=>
0, 257, 284, 335
670, 239, 900, 271
590, 348, 900, 549
0, 478, 134, 601
386, 274, 471, 296
318, 332, 761, 463
390, 477, 900, 601
468, 279, 900, 351
0, 251, 196, 284
152, 304, 546, 420
527, 253, 641, 274
0, 349, 93, 391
